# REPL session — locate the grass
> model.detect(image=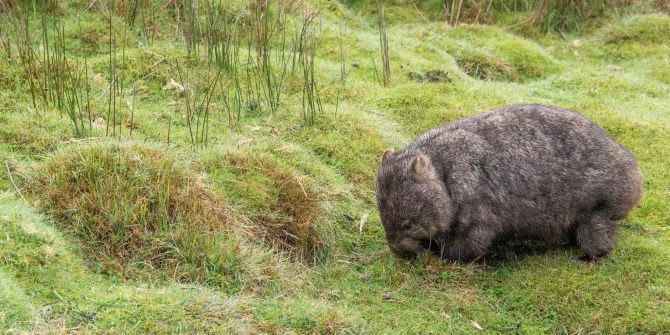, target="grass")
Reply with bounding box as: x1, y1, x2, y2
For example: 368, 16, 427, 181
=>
1, 1, 670, 334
